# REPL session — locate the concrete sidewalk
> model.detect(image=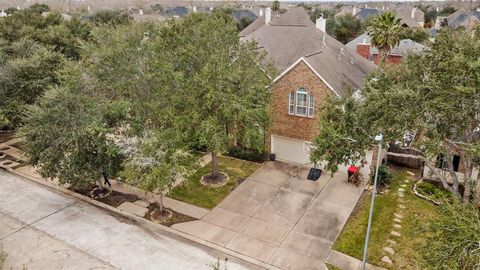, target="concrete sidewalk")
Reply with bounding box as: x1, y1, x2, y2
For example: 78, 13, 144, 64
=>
173, 160, 373, 270
0, 170, 265, 270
